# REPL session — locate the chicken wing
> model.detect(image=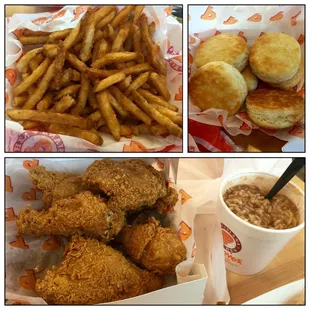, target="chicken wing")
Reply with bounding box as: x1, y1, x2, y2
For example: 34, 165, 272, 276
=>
119, 217, 187, 275
35, 235, 163, 304
29, 166, 95, 207
83, 159, 167, 212
16, 191, 125, 242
